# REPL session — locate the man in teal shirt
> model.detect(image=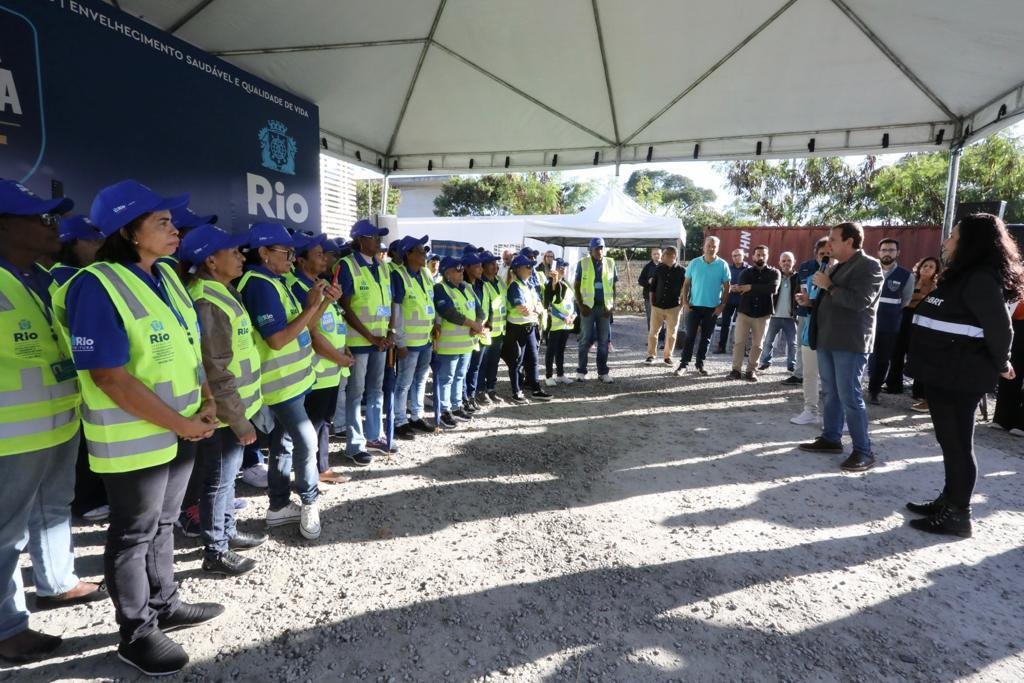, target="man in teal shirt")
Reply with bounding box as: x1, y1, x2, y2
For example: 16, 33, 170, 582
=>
675, 236, 731, 376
